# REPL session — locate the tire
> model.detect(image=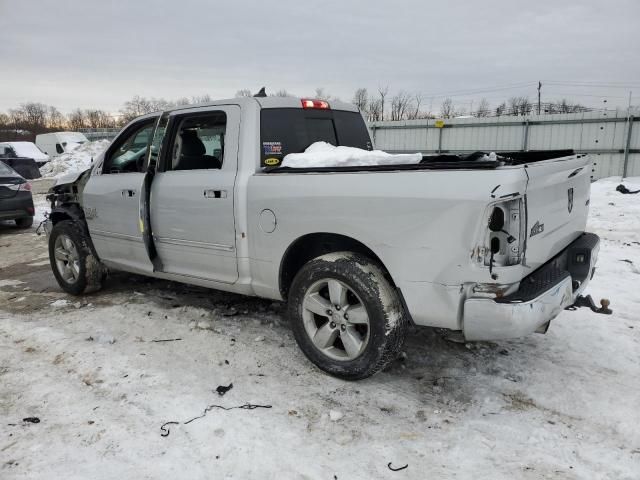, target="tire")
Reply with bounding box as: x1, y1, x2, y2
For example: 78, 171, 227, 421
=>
49, 220, 106, 295
288, 252, 408, 380
15, 217, 33, 228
